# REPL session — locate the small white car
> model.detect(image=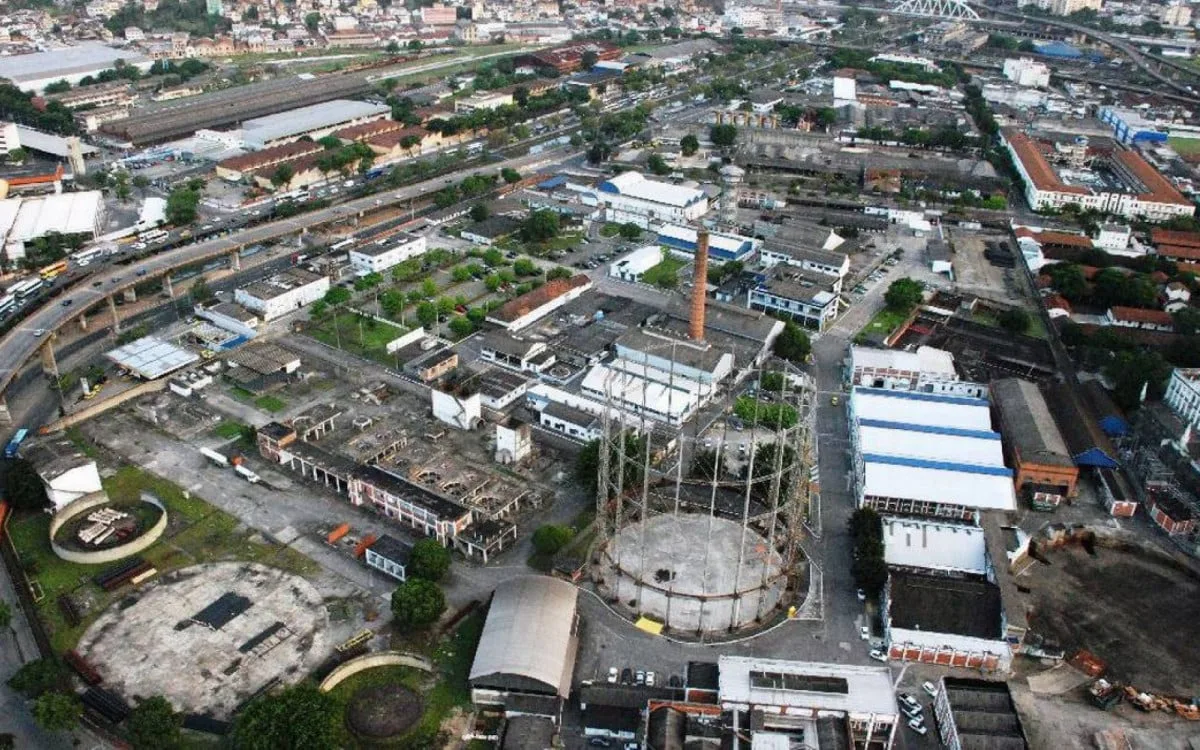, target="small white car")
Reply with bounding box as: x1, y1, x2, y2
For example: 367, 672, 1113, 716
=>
922, 681, 938, 698
607, 667, 618, 684
645, 671, 656, 687
860, 625, 870, 640
898, 693, 920, 711
907, 718, 927, 735
856, 589, 866, 602
869, 649, 887, 663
